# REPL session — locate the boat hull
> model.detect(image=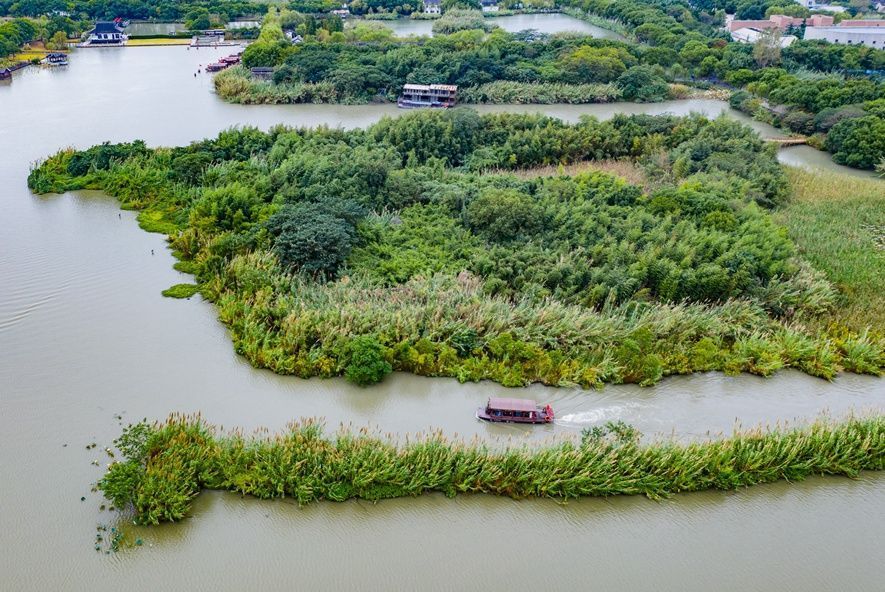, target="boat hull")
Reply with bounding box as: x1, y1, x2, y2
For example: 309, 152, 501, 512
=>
476, 408, 552, 424
397, 100, 452, 109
